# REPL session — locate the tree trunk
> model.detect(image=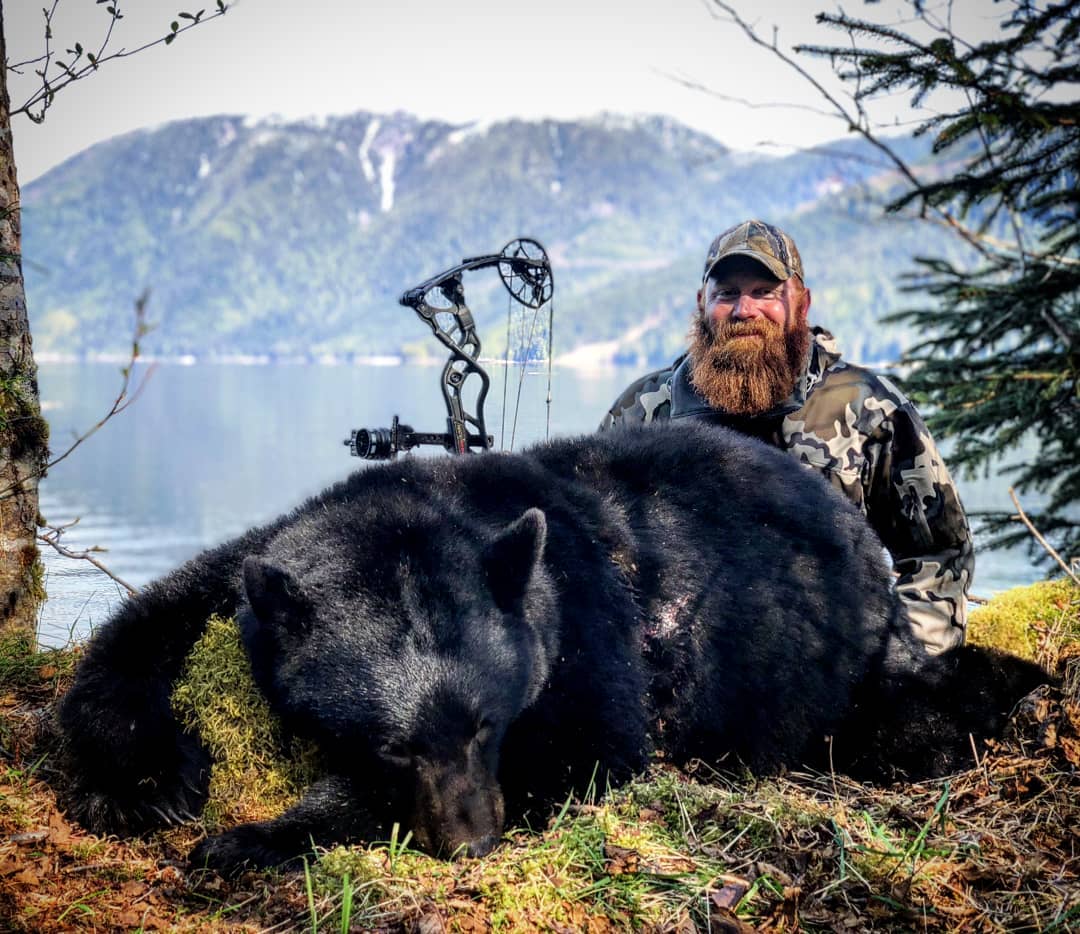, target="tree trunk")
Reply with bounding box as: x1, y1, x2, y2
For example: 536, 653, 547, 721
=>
0, 4, 49, 637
